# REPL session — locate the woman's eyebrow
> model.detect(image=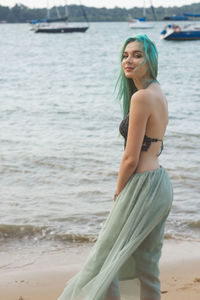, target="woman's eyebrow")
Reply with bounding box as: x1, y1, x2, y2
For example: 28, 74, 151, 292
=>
123, 50, 142, 54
